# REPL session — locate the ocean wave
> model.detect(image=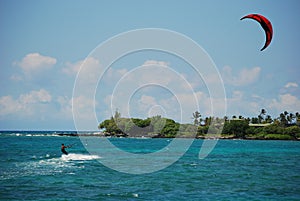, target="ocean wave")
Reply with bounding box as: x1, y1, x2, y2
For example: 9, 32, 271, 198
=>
61, 153, 101, 161
0, 131, 77, 137
1, 153, 101, 180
